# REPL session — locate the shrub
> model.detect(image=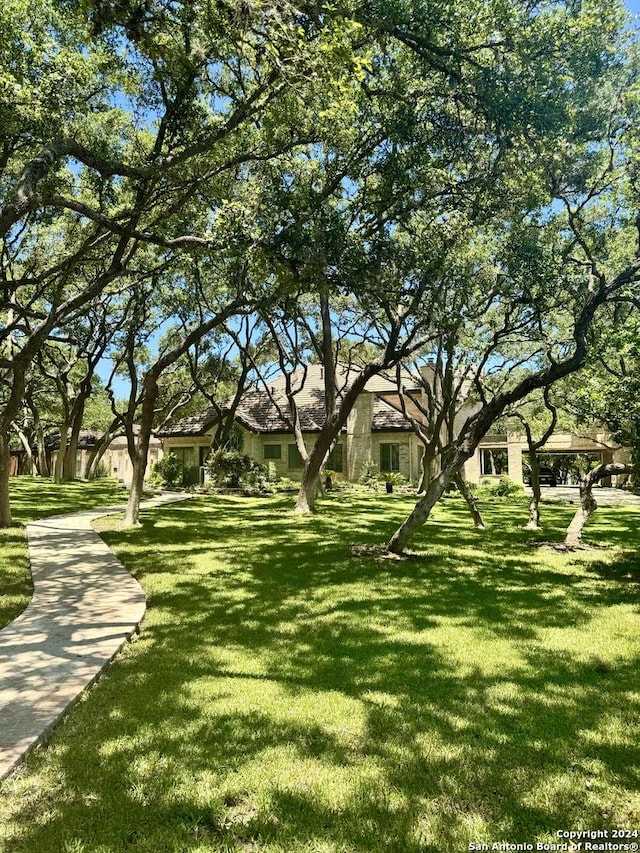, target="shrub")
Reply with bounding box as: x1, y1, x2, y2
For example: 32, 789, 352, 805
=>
273, 476, 297, 492
359, 459, 378, 487
205, 450, 267, 489
88, 460, 109, 481
476, 475, 524, 499
380, 471, 405, 486
149, 453, 183, 488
